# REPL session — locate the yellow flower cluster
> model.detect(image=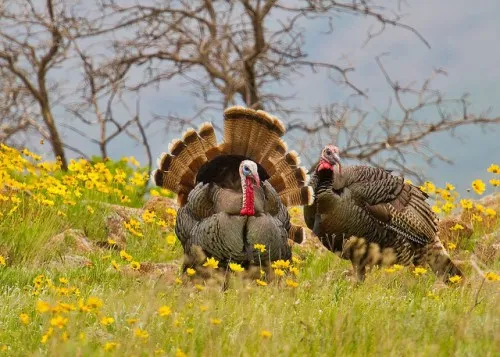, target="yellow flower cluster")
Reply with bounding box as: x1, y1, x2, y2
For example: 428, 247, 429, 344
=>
420, 165, 499, 219
0, 144, 152, 221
